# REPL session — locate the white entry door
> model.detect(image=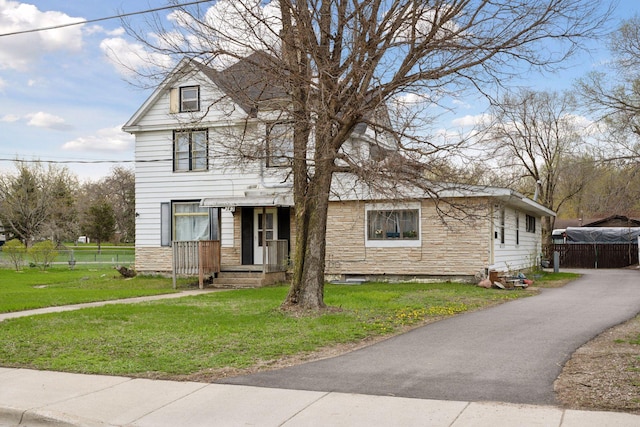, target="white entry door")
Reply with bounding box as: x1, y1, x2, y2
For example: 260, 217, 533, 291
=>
254, 208, 278, 264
